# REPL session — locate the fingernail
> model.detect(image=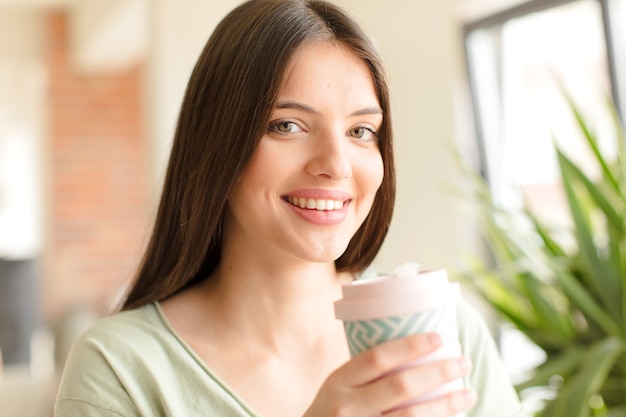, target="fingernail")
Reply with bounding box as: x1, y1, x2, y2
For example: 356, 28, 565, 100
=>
462, 389, 477, 405
458, 357, 472, 373
427, 333, 441, 347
